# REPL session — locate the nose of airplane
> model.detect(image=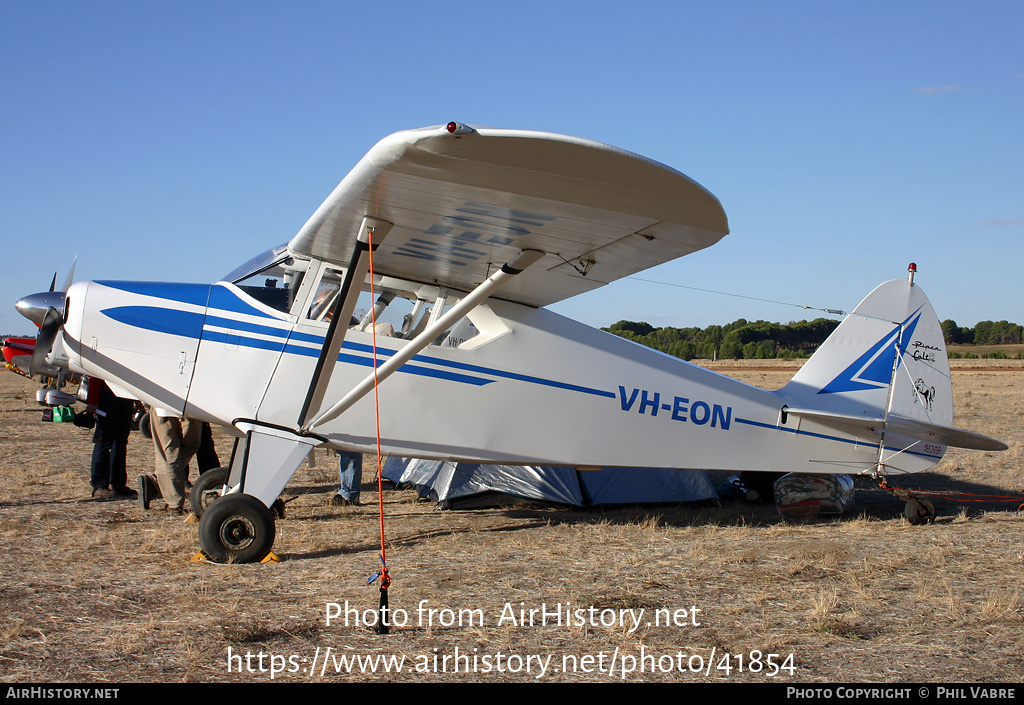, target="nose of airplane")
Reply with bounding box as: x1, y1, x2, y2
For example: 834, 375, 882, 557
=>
14, 291, 66, 326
